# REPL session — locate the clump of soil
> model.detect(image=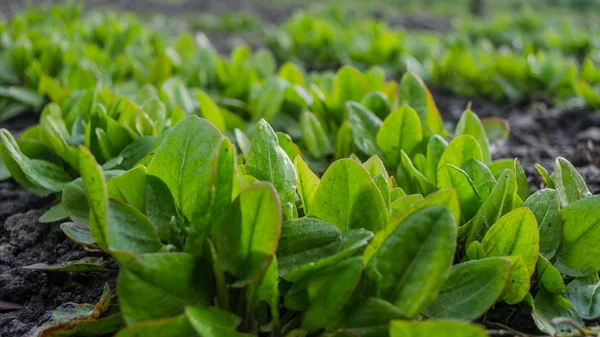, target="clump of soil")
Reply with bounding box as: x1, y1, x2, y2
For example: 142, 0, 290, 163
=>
0, 191, 116, 337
